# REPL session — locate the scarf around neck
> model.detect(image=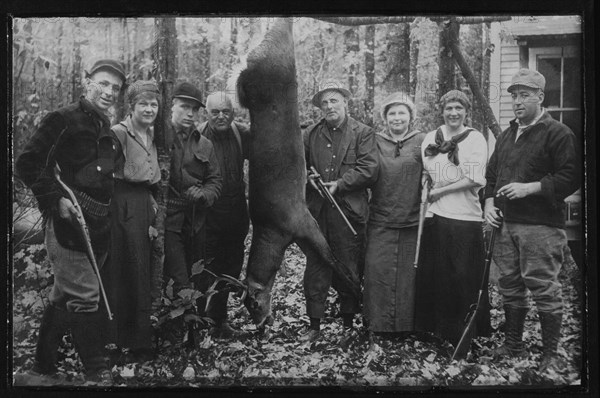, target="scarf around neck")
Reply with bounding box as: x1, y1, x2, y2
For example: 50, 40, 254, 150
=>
424, 127, 473, 165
